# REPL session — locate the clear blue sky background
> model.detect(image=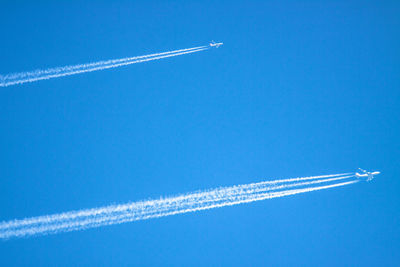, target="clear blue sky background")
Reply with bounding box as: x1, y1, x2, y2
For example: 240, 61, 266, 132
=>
0, 1, 399, 266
